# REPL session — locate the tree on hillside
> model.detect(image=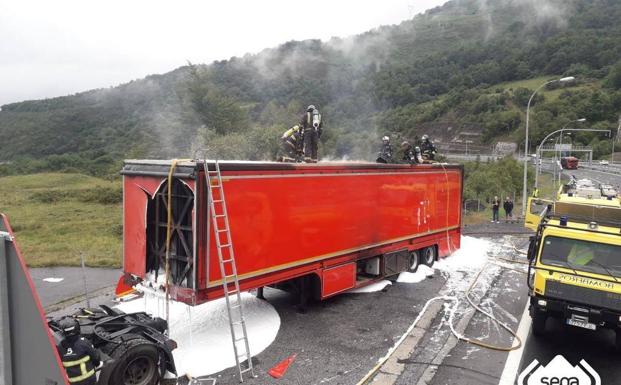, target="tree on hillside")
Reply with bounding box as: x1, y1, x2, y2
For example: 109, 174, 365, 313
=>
605, 61, 621, 90
181, 63, 250, 135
